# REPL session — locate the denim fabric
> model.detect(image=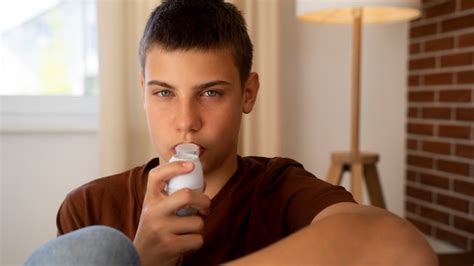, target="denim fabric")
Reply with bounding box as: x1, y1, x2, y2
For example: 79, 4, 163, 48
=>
24, 225, 140, 266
